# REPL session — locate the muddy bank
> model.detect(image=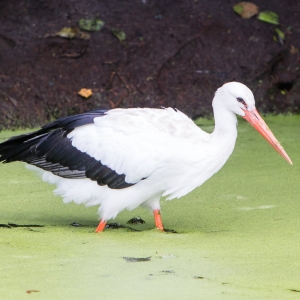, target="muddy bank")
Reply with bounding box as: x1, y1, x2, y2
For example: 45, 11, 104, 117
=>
0, 0, 299, 129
